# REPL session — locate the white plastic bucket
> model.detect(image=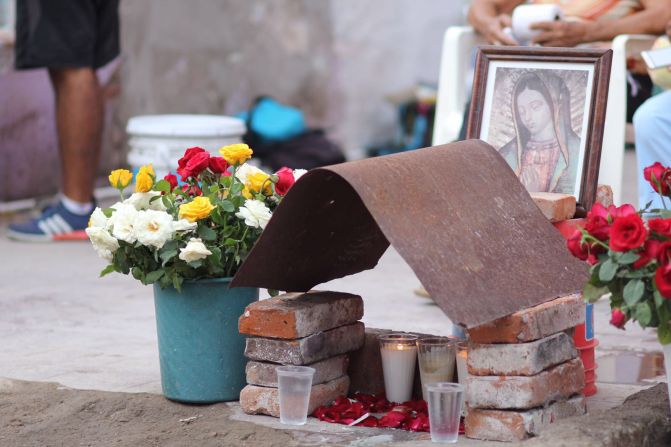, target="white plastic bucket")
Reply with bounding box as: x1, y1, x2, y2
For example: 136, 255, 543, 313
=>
126, 114, 246, 179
